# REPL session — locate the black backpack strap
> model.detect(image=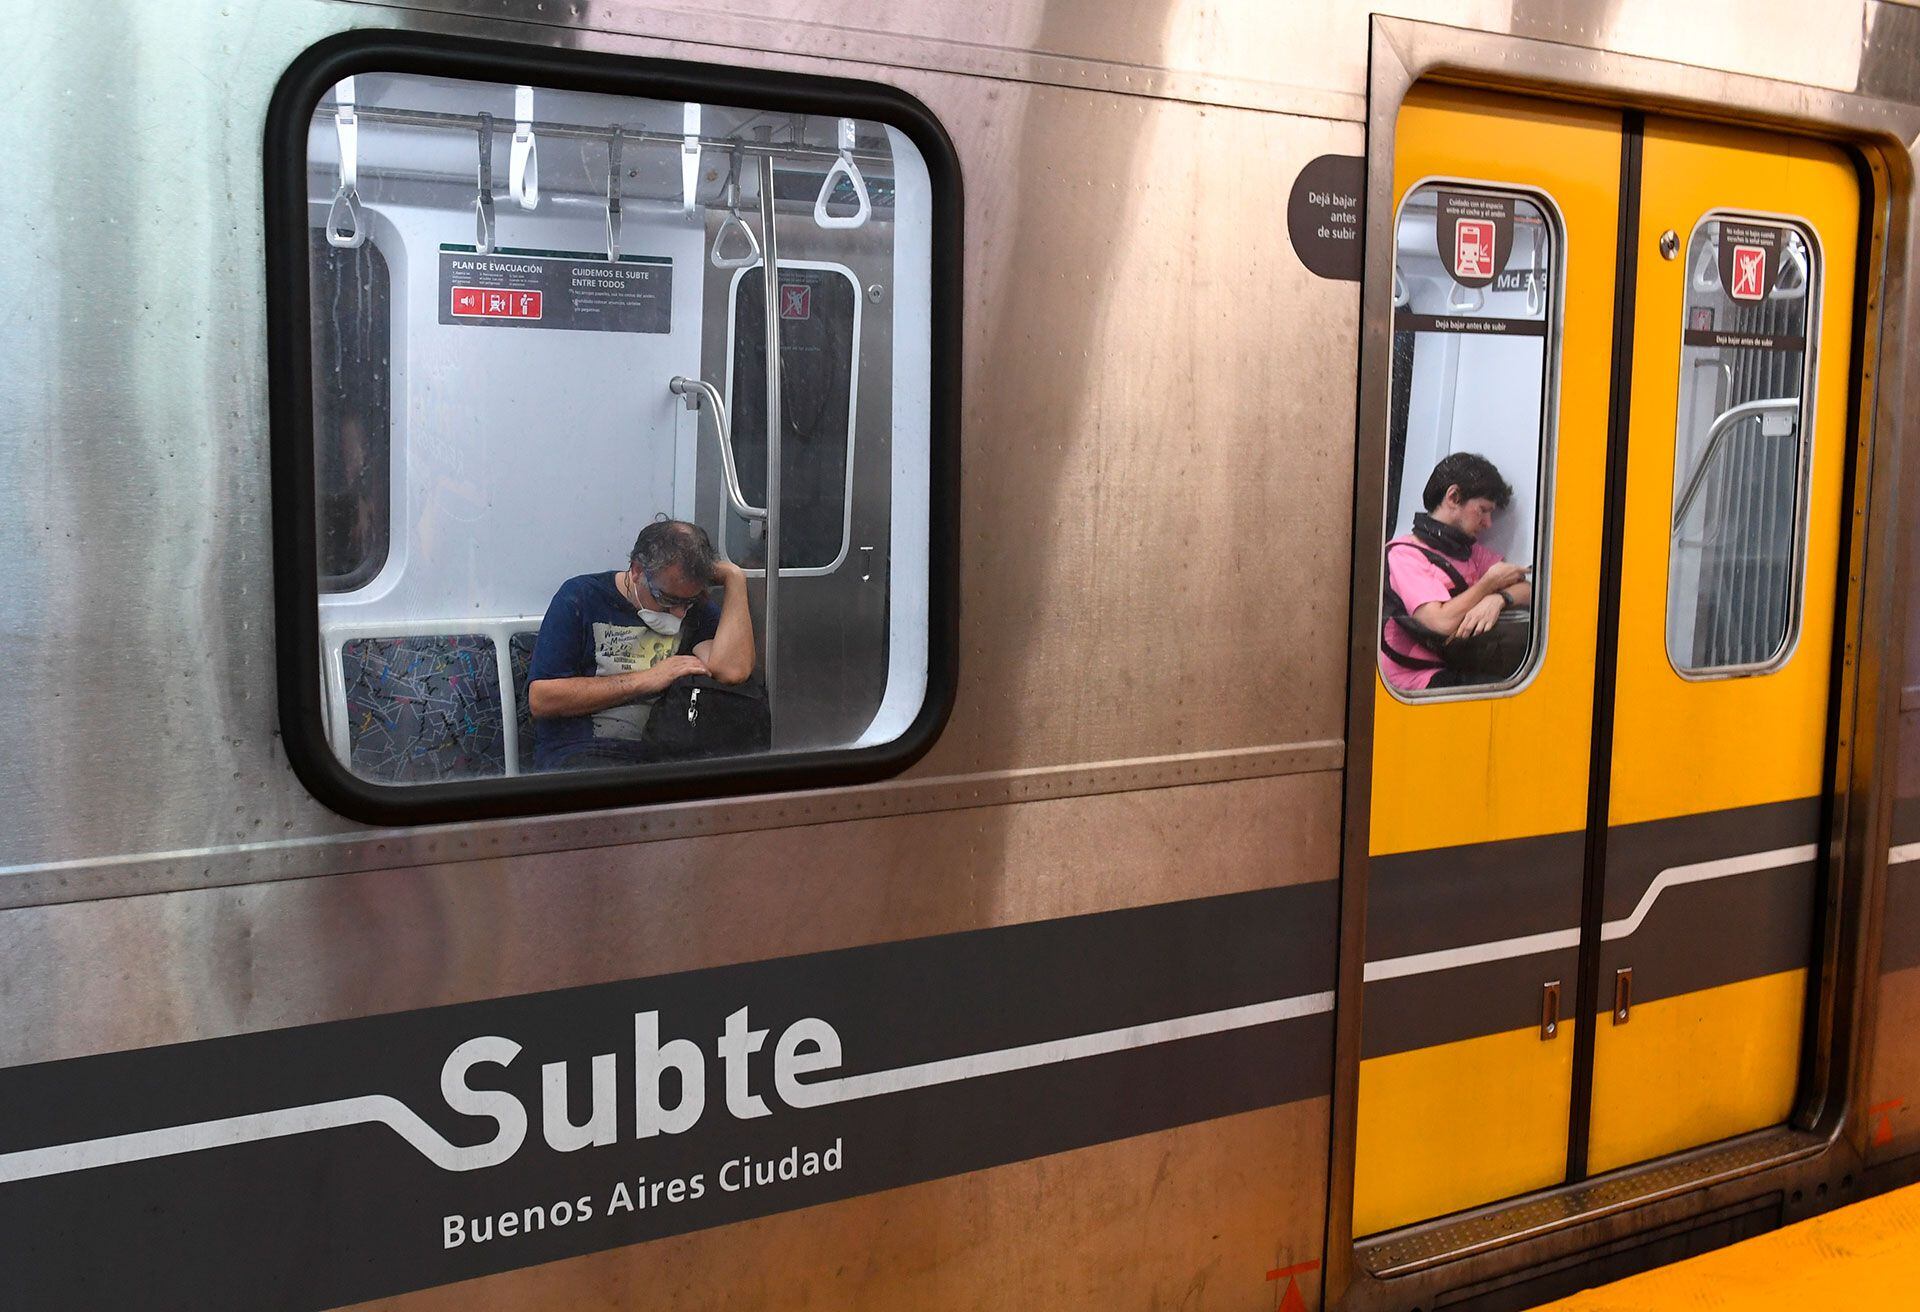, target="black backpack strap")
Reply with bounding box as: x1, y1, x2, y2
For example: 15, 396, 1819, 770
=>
1393, 541, 1470, 594
1380, 542, 1470, 670
1381, 632, 1448, 670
